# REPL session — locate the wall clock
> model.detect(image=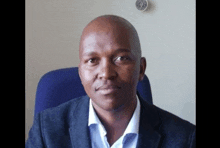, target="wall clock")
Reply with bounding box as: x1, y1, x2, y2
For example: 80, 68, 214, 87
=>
135, 0, 148, 11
